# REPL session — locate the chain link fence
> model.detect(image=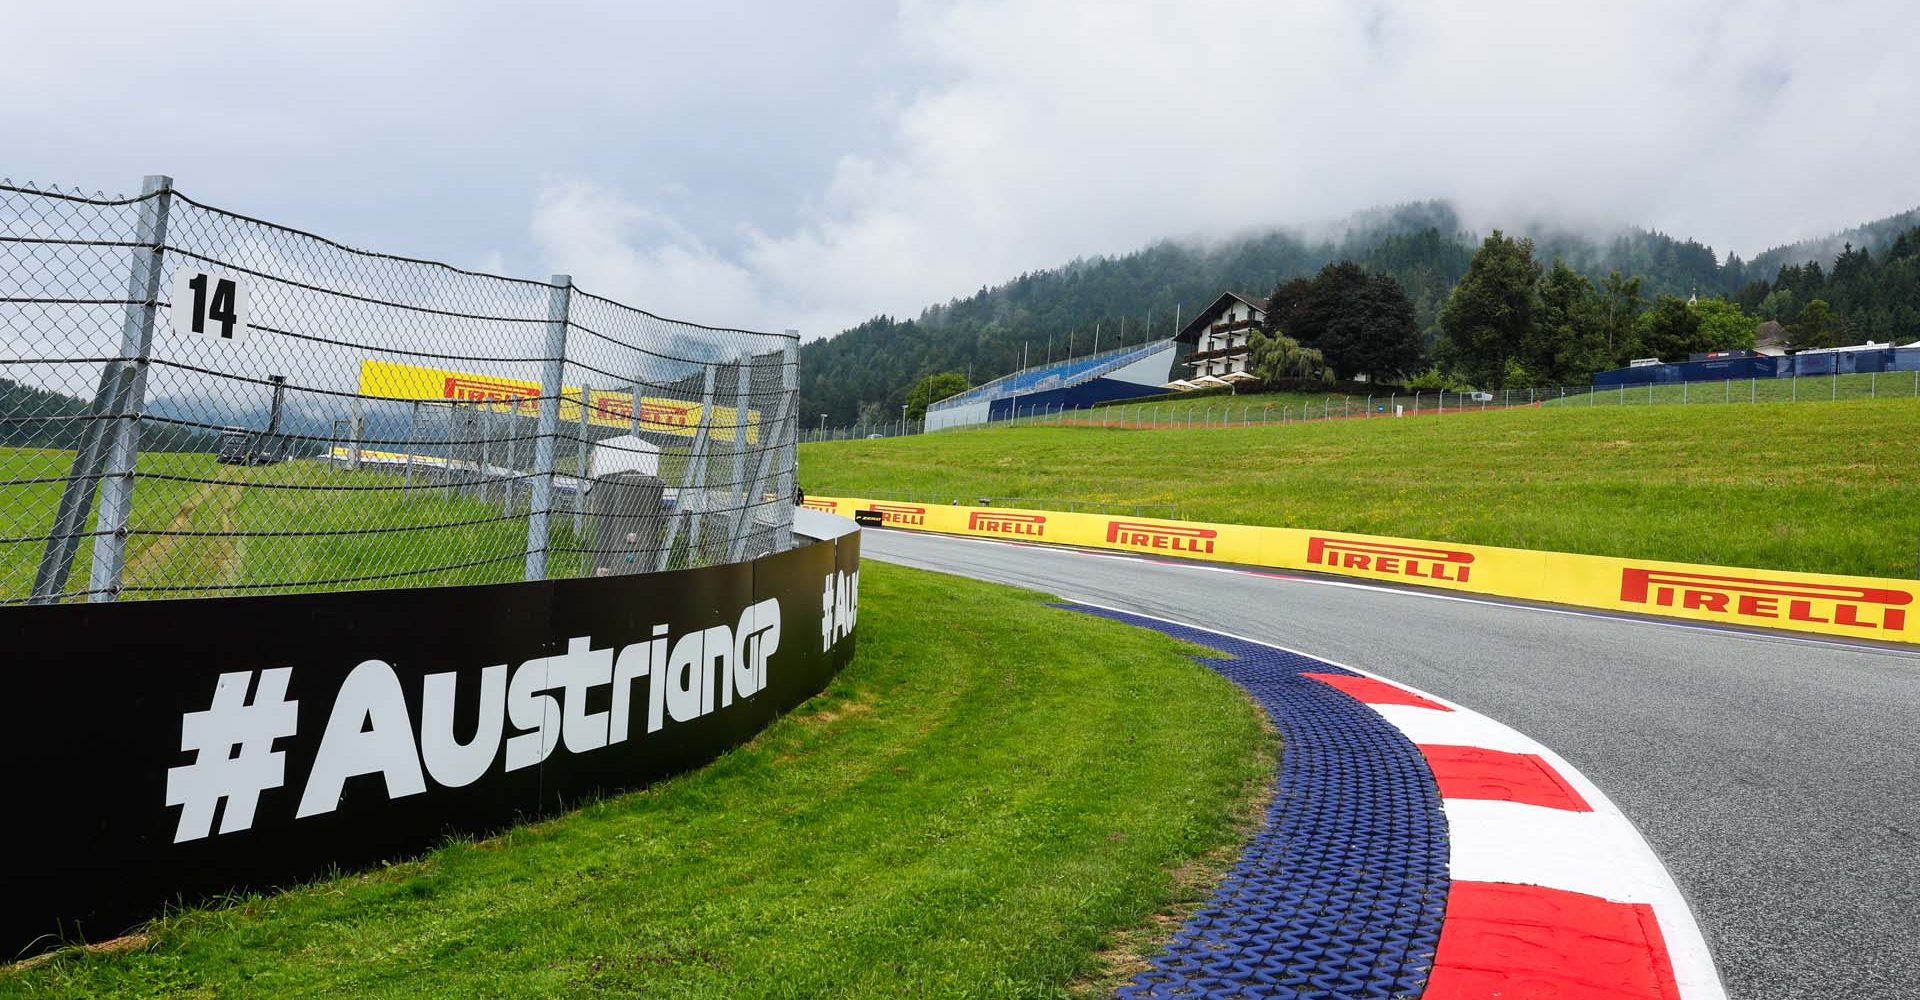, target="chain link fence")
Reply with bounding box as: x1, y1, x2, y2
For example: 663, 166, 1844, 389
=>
0, 175, 798, 604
